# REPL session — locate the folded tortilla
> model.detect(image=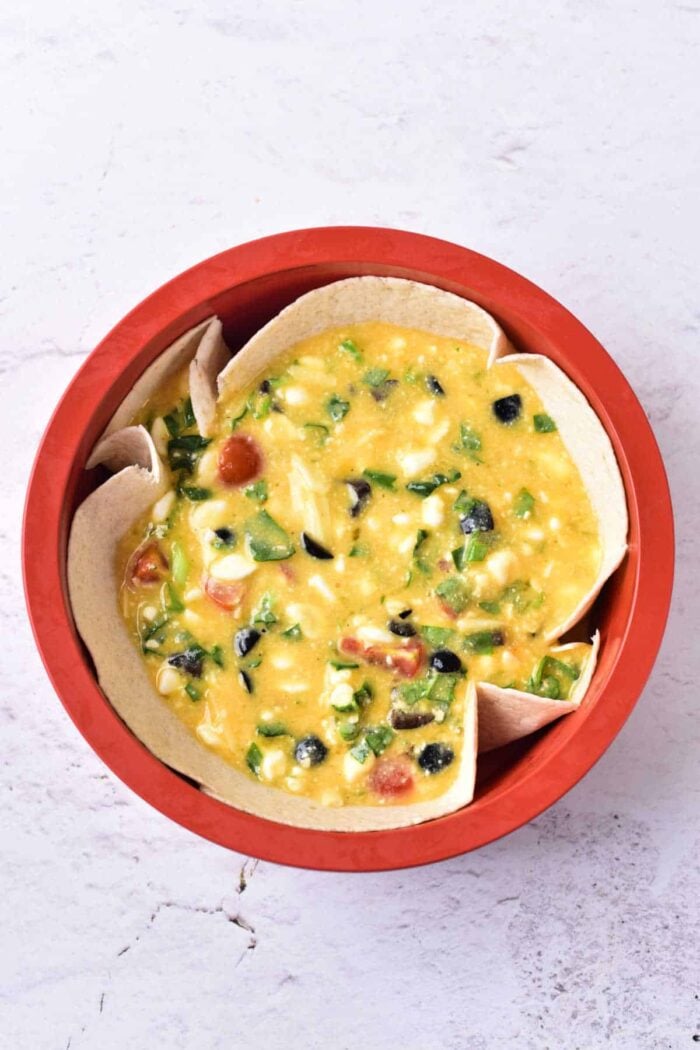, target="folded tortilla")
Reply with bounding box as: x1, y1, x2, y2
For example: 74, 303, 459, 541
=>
68, 277, 627, 829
